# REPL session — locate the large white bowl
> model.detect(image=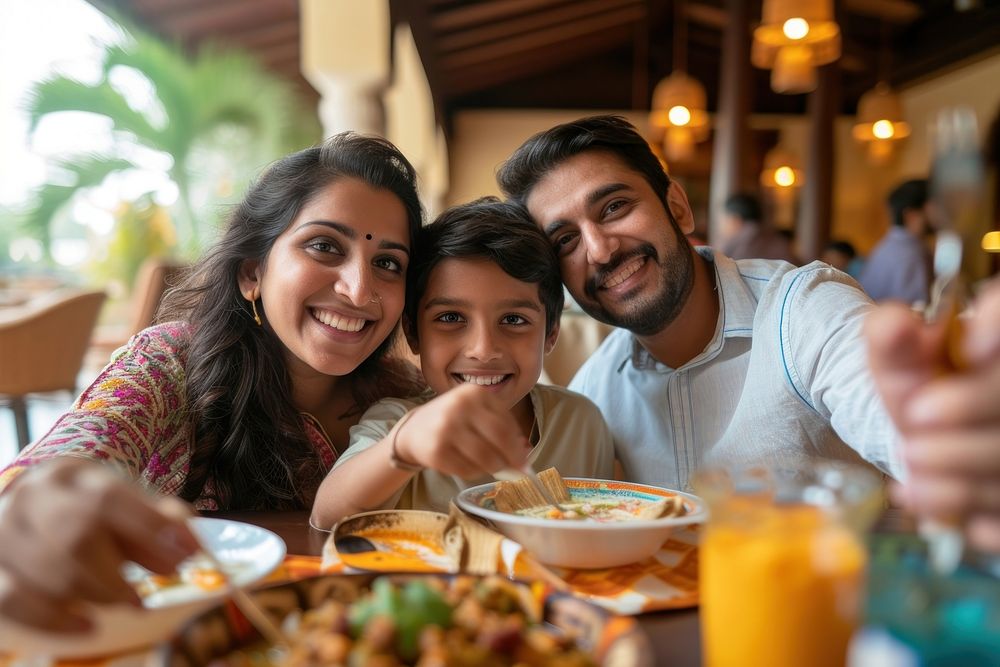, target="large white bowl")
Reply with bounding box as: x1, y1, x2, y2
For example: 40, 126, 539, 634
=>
455, 478, 706, 569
